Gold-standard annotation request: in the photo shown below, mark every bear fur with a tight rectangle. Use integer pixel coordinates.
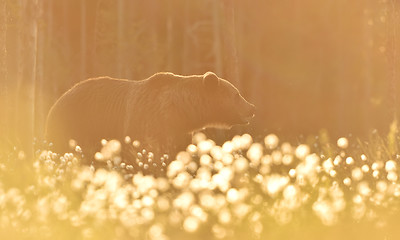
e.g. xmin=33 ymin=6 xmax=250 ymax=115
xmin=45 ymin=72 xmax=255 ymax=167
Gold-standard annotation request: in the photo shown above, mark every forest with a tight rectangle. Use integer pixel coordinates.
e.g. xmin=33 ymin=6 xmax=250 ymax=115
xmin=1 ymin=0 xmax=400 ymax=240
xmin=1 ymin=0 xmax=400 ymax=151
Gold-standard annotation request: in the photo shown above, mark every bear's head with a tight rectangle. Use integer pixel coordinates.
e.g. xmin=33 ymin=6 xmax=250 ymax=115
xmin=202 ymin=72 xmax=255 ymax=129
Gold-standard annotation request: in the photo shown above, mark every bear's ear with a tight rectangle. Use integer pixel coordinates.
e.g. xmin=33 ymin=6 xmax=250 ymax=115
xmin=203 ymin=72 xmax=220 ymax=89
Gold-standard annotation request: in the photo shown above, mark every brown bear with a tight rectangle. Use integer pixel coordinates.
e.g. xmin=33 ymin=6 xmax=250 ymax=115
xmin=45 ymin=72 xmax=255 ymax=170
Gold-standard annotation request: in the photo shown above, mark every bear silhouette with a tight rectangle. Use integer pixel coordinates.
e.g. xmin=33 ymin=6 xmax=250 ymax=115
xmin=45 ymin=72 xmax=255 ymax=171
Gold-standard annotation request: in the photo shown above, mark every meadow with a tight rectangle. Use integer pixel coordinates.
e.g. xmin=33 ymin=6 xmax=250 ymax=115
xmin=1 ymin=129 xmax=400 ymax=240
xmin=2 ymin=1 xmax=400 ymax=239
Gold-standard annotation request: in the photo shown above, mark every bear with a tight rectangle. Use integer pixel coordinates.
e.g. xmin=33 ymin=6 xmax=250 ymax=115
xmin=45 ymin=72 xmax=255 ymax=172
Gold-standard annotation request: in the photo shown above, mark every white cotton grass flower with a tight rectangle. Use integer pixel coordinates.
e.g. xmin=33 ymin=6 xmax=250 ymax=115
xmin=272 ymin=151 xmax=283 ymax=165
xmin=312 ymin=199 xmax=338 ymax=226
xmin=187 ymin=144 xmax=198 ymax=154
xmin=376 ymin=181 xmax=388 ymax=193
xmin=385 ymin=160 xmax=397 ymax=172
xmin=69 ymin=139 xmax=77 ymax=149
xmin=199 ymin=191 xmax=216 ymax=210
xmin=94 ymin=152 xmax=104 ymax=161
xmin=282 ymin=184 xmax=301 ymax=210
xmin=173 ymin=192 xmax=195 ymax=211
xmin=124 ymin=136 xmax=131 ymax=144
xmin=200 ymin=154 xmax=212 ymax=167
xmin=155 ymin=178 xmax=170 ymax=192
xmin=74 ymin=145 xmax=82 ymax=153
xmin=282 ymin=154 xmax=294 ymax=165
xmin=372 ymin=161 xmax=384 ymax=170
xmin=192 ymin=132 xmax=207 ymax=145
xmin=295 ymin=154 xmax=320 ymax=186
xmin=357 ymin=182 xmax=371 ymax=196
xmin=333 ymin=156 xmax=342 ymax=166
xmin=222 ymin=141 xmax=234 ymax=153
xmin=361 ymin=164 xmax=370 ymax=173
xmin=212 ymin=173 xmax=230 ymax=192
xmin=218 ymin=208 xmax=232 ymax=224
xmin=198 ymin=139 xmax=215 ymax=154
xmin=352 ymin=168 xmax=363 ymax=181
xmin=148 ymin=224 xmax=166 ymax=240
xmin=373 ymin=170 xmax=380 ymax=179
xmin=183 ymin=216 xmax=200 ymax=232
xmin=167 ymin=160 xmax=185 ymax=178
xmin=222 ymin=153 xmax=234 ymax=165
xmin=232 ymin=203 xmax=251 ymax=219
xmin=233 ymin=157 xmax=249 ymax=173
xmin=281 ymin=142 xmax=293 ymax=154
xmin=343 ymin=177 xmax=352 ymax=186
xmin=210 ymin=146 xmax=224 ymax=161
xmin=132 ymin=173 xmax=156 ymax=195
xmin=172 ymin=172 xmax=192 ymax=189
xmin=141 ymin=207 xmax=155 ymax=222
xmin=190 ymin=205 xmax=208 ymax=223
xmin=337 ymin=137 xmax=349 ymax=149
xmin=157 ymin=196 xmax=171 ymax=211
xmin=322 ymin=158 xmax=334 ymax=173
xmin=176 ymin=151 xmax=192 ymax=165
xmin=239 ymin=134 xmax=253 ymax=150
xmin=247 ymin=143 xmax=263 ymax=166
xmin=262 ymin=174 xmax=290 ymax=197
xmin=312 ymin=185 xmax=345 ymax=227
xmin=346 ymin=157 xmax=354 ymax=165
xmin=361 ymin=154 xmax=367 ymax=161
xmin=288 ymin=169 xmax=296 ymax=178
xmin=226 ymin=188 xmax=240 ymax=204
xmin=295 ymin=144 xmax=310 ymax=159
xmin=264 ymin=134 xmax=279 ymax=149
xmin=168 ymin=209 xmax=183 ymax=227
xmin=132 ymin=140 xmax=141 ymax=148
xmin=392 ymin=184 xmax=400 ymax=197
xmin=387 ymin=171 xmax=398 ymax=182
xmin=94 ymin=139 xmax=122 ymax=161
xmin=214 ymin=161 xmax=224 ymax=171
xmin=142 ymin=195 xmax=155 ymax=207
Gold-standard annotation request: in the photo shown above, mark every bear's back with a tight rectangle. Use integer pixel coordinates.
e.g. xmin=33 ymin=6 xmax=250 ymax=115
xmin=45 ymin=77 xmax=136 ymax=152
xmin=45 ymin=74 xmax=183 ymax=156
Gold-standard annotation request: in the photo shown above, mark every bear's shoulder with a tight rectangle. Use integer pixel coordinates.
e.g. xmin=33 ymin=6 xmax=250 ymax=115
xmin=145 ymin=72 xmax=186 ymax=86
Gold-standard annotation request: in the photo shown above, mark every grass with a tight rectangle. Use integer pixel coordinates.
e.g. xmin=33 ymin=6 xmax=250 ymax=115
xmin=1 ymin=129 xmax=400 ymax=240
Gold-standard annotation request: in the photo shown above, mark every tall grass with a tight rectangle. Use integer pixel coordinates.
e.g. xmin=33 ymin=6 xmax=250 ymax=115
xmin=1 ymin=131 xmax=400 ymax=240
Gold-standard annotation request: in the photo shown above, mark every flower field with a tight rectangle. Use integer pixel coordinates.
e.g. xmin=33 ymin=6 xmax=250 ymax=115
xmin=1 ymin=132 xmax=400 ymax=240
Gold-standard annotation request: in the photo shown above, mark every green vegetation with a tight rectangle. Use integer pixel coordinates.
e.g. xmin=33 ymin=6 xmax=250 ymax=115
xmin=1 ymin=131 xmax=400 ymax=240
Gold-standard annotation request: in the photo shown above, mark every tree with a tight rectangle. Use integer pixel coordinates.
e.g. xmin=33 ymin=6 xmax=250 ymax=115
xmin=0 ymin=0 xmax=7 ymax=149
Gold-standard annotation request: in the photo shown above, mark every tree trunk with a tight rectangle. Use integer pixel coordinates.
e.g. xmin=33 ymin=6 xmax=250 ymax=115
xmin=212 ymin=0 xmax=222 ymax=75
xmin=116 ymin=0 xmax=124 ymax=78
xmin=81 ymin=0 xmax=87 ymax=80
xmin=221 ymin=0 xmax=240 ymax=88
xmin=361 ymin=1 xmax=373 ymax=133
xmin=14 ymin=0 xmax=39 ymax=155
xmin=388 ymin=0 xmax=399 ymax=121
xmin=34 ymin=0 xmax=44 ymax=141
xmin=28 ymin=0 xmax=39 ymax=154
xmin=0 ymin=0 xmax=7 ymax=147
xmin=0 ymin=0 xmax=6 ymax=82
xmin=15 ymin=0 xmax=24 ymax=146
